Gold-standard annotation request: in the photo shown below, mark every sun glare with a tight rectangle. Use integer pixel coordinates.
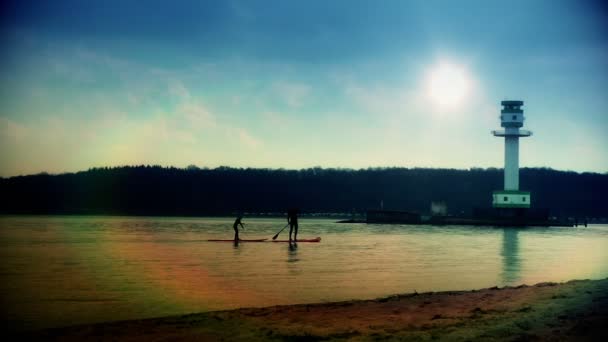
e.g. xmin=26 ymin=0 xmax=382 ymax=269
xmin=425 ymin=61 xmax=472 ymax=110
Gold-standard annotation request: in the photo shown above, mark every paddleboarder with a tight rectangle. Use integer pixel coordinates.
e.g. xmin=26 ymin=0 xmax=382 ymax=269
xmin=287 ymin=208 xmax=299 ymax=243
xmin=233 ymin=216 xmax=244 ymax=242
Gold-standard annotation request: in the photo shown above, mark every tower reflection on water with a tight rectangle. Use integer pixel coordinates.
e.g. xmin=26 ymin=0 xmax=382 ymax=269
xmin=501 ymin=228 xmax=521 ymax=284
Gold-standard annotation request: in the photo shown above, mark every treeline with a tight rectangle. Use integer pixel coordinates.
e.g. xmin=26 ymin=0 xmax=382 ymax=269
xmin=0 ymin=166 xmax=606 ymax=218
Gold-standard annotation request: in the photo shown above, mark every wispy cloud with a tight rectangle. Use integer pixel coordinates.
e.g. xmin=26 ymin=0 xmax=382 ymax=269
xmin=262 ymin=111 xmax=293 ymax=129
xmin=168 ymin=79 xmax=191 ymax=100
xmin=0 ymin=117 xmax=28 ymax=142
xmin=273 ymin=81 xmax=311 ymax=108
xmin=178 ymin=101 xmax=216 ymax=130
xmin=228 ymin=127 xmax=263 ymax=149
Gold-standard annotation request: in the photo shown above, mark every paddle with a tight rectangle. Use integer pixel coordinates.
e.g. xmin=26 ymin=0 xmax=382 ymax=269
xmin=272 ymin=223 xmax=289 ymax=240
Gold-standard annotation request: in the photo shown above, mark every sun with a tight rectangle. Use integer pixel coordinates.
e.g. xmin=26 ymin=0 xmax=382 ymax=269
xmin=425 ymin=61 xmax=472 ymax=110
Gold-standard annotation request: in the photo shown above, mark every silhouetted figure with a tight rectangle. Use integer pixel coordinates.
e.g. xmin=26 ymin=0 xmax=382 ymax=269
xmin=233 ymin=216 xmax=244 ymax=242
xmin=287 ymin=208 xmax=299 ymax=244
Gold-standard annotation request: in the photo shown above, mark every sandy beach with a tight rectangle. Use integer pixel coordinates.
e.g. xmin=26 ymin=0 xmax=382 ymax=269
xmin=29 ymin=277 xmax=607 ymax=341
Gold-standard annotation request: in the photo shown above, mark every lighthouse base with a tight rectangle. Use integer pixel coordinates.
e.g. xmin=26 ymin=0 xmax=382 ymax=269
xmin=471 ymin=207 xmax=554 ymax=226
xmin=493 ymin=190 xmax=530 ymax=208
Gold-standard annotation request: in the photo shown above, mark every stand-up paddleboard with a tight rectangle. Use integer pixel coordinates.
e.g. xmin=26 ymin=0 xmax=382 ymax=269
xmin=207 ymin=238 xmax=268 ymax=242
xmin=271 ymin=237 xmax=321 ymax=243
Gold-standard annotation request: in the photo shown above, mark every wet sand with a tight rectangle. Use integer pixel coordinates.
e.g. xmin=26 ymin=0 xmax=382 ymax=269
xmin=29 ymin=278 xmax=608 ymax=341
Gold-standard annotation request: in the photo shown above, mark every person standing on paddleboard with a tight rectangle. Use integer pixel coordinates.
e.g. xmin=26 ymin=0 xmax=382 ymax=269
xmin=233 ymin=216 xmax=244 ymax=241
xmin=287 ymin=208 xmax=299 ymax=243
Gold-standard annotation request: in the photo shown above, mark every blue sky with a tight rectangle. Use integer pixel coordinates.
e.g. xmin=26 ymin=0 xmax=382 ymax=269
xmin=1 ymin=0 xmax=607 ymax=177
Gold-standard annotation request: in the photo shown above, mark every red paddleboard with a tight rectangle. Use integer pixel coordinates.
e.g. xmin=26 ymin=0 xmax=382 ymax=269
xmin=207 ymin=238 xmax=268 ymax=242
xmin=271 ymin=237 xmax=321 ymax=243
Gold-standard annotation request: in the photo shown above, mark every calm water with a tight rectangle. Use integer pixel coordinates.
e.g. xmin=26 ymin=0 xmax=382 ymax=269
xmin=1 ymin=215 xmax=607 ymax=331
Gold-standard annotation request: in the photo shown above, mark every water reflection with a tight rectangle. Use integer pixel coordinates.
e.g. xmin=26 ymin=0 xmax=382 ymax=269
xmin=287 ymin=244 xmax=299 ymax=263
xmin=287 ymin=244 xmax=301 ymax=275
xmin=501 ymin=228 xmax=521 ymax=284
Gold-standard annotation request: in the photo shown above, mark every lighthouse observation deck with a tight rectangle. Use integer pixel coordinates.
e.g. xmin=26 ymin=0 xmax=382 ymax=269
xmin=492 ymin=129 xmax=532 ymax=137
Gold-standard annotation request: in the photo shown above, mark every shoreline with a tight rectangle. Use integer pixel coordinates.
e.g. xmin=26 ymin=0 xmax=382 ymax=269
xmin=30 ymin=278 xmax=608 ymax=341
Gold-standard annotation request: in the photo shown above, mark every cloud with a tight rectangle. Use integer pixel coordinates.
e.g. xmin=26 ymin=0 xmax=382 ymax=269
xmin=524 ymin=45 xmax=608 ymax=69
xmin=178 ymin=101 xmax=216 ymax=130
xmin=0 ymin=115 xmax=103 ymax=176
xmin=0 ymin=117 xmax=29 ymax=142
xmin=262 ymin=111 xmax=293 ymax=129
xmin=273 ymin=81 xmax=311 ymax=108
xmin=50 ymin=59 xmax=94 ymax=84
xmin=225 ymin=127 xmax=262 ymax=150
xmin=166 ymin=80 xmax=262 ymax=151
xmin=168 ymin=79 xmax=191 ymax=99
xmin=344 ymin=82 xmax=423 ymax=118
xmin=127 ymin=92 xmax=141 ymax=105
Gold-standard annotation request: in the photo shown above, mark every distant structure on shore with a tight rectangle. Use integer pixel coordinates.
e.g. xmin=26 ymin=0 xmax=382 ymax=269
xmin=491 ymin=100 xmax=532 ymax=210
xmin=360 ymin=99 xmax=577 ymax=227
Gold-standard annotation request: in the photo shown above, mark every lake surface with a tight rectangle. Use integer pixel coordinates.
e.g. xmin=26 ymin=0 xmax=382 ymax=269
xmin=1 ymin=216 xmax=607 ymax=331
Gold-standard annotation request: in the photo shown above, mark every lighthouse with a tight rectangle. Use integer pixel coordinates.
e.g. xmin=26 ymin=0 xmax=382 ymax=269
xmin=492 ymin=100 xmax=532 ymax=208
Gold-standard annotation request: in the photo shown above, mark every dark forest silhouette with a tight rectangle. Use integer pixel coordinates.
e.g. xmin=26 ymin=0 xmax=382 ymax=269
xmin=1 ymin=166 xmax=606 ymax=219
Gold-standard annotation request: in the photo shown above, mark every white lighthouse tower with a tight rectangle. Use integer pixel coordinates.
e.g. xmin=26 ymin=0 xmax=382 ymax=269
xmin=492 ymin=100 xmax=532 ymax=208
